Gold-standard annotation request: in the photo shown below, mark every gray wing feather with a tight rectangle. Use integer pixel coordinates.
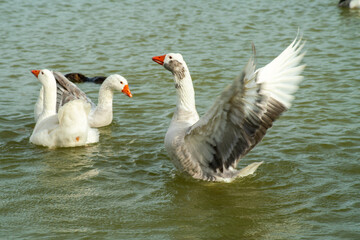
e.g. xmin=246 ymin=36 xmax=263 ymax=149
xmin=185 ymin=57 xmax=279 ymax=174
xmin=184 ymin=37 xmax=304 ymax=177
xmin=52 ymin=71 xmax=94 ymax=112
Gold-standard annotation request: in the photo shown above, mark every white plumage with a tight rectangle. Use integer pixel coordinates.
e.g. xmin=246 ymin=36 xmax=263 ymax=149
xmin=152 ymin=35 xmax=306 ymax=182
xmin=34 ymin=71 xmax=132 ymax=128
xmin=30 ymin=69 xmax=99 ymax=148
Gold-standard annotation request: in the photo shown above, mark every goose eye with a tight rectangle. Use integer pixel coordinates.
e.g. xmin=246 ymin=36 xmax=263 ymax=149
xmin=120 ymin=81 xmax=123 ymax=84
xmin=169 ymin=56 xmax=172 ymax=59
xmin=41 ymin=71 xmax=44 ymax=75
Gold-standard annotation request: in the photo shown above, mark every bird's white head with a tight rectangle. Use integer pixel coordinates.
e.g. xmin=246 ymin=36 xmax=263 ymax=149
xmin=31 ymin=69 xmax=55 ymax=86
xmin=104 ymin=74 xmax=132 ymax=98
xmin=152 ymin=53 xmax=188 ymax=80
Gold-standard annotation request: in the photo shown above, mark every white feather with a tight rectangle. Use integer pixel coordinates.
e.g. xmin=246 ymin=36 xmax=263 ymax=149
xmin=257 ymin=37 xmax=306 ymax=108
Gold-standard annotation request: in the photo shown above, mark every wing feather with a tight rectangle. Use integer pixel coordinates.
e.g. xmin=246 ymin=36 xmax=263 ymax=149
xmin=184 ymin=36 xmax=305 ymax=178
xmin=52 ymin=71 xmax=94 ymax=112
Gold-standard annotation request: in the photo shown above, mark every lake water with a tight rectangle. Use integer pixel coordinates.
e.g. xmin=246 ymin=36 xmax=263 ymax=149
xmin=0 ymin=0 xmax=359 ymax=239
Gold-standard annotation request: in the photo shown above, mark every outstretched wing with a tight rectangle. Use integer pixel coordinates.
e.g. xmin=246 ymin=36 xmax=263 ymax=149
xmin=52 ymin=71 xmax=94 ymax=112
xmin=184 ymin=36 xmax=305 ymax=176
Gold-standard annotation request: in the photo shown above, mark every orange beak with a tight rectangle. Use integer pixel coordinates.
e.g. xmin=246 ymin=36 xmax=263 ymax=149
xmin=31 ymin=70 xmax=40 ymax=78
xmin=152 ymin=54 xmax=166 ymax=65
xmin=122 ymin=84 xmax=133 ymax=98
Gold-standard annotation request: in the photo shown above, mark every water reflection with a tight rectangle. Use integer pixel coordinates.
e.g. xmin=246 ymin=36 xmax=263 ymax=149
xmin=37 ymin=145 xmax=100 ymax=190
xmin=158 ymin=172 xmax=306 ymax=239
xmin=338 ymin=6 xmax=360 ymax=18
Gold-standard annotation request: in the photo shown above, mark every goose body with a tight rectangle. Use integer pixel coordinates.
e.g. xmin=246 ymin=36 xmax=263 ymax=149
xmin=30 ymin=69 xmax=99 ymax=148
xmin=34 ymin=72 xmax=132 ymax=128
xmin=338 ymin=0 xmax=360 ymax=8
xmin=152 ymin=36 xmax=306 ymax=182
xmin=65 ymin=73 xmax=106 ymax=84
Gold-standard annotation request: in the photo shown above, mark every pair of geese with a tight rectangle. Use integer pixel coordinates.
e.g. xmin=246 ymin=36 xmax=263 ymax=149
xmin=31 ymin=36 xmax=305 ymax=182
xmin=30 ymin=70 xmax=132 ymax=148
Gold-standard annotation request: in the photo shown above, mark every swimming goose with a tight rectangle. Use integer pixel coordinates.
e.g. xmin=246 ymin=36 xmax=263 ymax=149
xmin=34 ymin=72 xmax=132 ymax=128
xmin=338 ymin=0 xmax=360 ymax=8
xmin=30 ymin=69 xmax=99 ymax=148
xmin=65 ymin=73 xmax=106 ymax=84
xmin=152 ymin=36 xmax=305 ymax=182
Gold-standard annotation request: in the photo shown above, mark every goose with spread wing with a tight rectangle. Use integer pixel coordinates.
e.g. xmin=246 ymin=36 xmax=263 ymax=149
xmin=152 ymin=36 xmax=305 ymax=182
xmin=34 ymin=72 xmax=132 ymax=128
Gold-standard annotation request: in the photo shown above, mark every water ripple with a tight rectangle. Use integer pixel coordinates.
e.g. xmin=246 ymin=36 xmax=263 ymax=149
xmin=1 ymin=0 xmax=360 ymax=239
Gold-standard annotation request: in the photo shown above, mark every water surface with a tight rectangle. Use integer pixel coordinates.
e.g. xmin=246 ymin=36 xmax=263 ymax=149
xmin=0 ymin=0 xmax=359 ymax=239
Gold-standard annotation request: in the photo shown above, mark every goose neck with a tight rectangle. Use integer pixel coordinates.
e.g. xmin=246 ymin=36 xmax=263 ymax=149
xmin=97 ymin=84 xmax=114 ymax=108
xmin=42 ymin=78 xmax=57 ymax=115
xmin=174 ymin=72 xmax=196 ymax=113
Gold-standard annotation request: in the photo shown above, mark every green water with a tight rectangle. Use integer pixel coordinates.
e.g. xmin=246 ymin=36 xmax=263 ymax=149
xmin=1 ymin=0 xmax=359 ymax=239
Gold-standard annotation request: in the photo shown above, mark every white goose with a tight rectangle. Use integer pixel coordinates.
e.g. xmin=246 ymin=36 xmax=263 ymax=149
xmin=30 ymin=69 xmax=99 ymax=148
xmin=152 ymin=36 xmax=306 ymax=182
xmin=338 ymin=0 xmax=360 ymax=8
xmin=34 ymin=72 xmax=133 ymax=128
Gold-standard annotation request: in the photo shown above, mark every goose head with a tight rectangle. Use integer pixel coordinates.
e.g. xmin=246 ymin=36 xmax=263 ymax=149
xmin=31 ymin=69 xmax=55 ymax=86
xmin=104 ymin=74 xmax=132 ymax=98
xmin=152 ymin=53 xmax=188 ymax=81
